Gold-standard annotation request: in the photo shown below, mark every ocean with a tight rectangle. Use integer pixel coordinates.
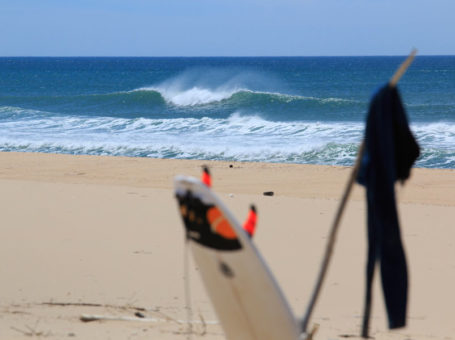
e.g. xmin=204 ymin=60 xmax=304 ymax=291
xmin=1 ymin=56 xmax=454 ymax=168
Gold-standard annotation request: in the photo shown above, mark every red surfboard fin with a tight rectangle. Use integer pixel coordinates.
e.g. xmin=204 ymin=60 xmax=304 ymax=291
xmin=201 ymin=166 xmax=212 ymax=187
xmin=243 ymin=204 xmax=257 ymax=238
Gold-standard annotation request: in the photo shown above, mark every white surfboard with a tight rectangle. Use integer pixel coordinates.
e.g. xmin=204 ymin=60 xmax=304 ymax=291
xmin=174 ymin=175 xmax=300 ymax=340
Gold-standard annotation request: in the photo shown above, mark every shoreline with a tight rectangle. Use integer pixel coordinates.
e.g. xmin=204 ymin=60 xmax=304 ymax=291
xmin=1 ymin=151 xmax=454 ymax=339
xmin=1 ymin=151 xmax=454 ymax=205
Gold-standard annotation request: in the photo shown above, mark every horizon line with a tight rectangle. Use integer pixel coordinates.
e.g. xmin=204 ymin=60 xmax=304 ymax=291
xmin=1 ymin=54 xmax=454 ymax=58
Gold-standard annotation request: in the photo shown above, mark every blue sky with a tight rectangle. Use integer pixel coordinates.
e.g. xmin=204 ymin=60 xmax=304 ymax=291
xmin=1 ymin=0 xmax=454 ymax=56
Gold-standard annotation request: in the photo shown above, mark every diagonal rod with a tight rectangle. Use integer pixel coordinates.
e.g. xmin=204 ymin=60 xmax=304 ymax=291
xmin=300 ymin=49 xmax=417 ymax=335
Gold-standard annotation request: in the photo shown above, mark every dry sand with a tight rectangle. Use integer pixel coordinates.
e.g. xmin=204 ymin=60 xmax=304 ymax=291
xmin=0 ymin=151 xmax=454 ymax=340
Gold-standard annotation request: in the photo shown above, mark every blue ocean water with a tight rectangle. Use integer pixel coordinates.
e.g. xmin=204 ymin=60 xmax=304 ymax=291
xmin=0 ymin=57 xmax=454 ymax=168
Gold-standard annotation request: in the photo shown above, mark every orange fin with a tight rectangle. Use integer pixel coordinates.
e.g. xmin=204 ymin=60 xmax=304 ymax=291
xmin=201 ymin=166 xmax=212 ymax=187
xmin=243 ymin=205 xmax=257 ymax=238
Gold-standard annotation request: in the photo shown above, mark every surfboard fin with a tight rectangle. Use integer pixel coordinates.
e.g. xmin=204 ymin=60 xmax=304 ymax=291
xmin=201 ymin=166 xmax=212 ymax=187
xmin=243 ymin=204 xmax=257 ymax=238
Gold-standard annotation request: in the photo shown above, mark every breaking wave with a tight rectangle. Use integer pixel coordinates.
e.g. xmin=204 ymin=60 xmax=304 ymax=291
xmin=131 ymin=86 xmax=356 ymax=107
xmin=1 ymin=88 xmax=361 ymax=122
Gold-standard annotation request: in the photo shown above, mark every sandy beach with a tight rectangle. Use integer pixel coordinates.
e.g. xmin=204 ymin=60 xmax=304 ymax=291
xmin=1 ymin=151 xmax=454 ymax=340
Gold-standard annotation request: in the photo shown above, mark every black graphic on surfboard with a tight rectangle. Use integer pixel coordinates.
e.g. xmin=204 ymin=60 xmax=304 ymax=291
xmin=176 ymin=191 xmax=242 ymax=251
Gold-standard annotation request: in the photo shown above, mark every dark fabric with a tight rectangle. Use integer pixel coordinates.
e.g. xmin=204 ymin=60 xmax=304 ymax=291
xmin=357 ymin=85 xmax=420 ymax=336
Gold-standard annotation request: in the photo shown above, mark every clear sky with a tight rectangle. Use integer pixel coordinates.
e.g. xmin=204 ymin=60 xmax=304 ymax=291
xmin=1 ymin=0 xmax=454 ymax=56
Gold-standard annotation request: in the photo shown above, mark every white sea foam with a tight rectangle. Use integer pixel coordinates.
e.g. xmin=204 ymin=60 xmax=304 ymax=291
xmin=411 ymin=122 xmax=455 ymax=149
xmin=0 ymin=110 xmax=363 ymax=164
xmin=1 ymin=107 xmax=454 ymax=167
